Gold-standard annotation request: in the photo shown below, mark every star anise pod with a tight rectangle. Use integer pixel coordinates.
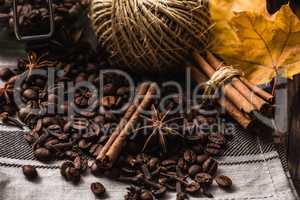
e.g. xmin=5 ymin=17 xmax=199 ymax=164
xmin=138 ymin=105 xmax=184 ymax=154
xmin=18 ymin=52 xmax=56 ymax=79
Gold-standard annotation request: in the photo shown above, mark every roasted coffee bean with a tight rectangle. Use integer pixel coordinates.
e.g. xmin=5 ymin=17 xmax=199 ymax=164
xmin=152 ymin=185 xmax=167 ymax=198
xmin=47 ymin=94 xmax=57 ymax=104
xmin=61 ymin=161 xmax=74 ymax=178
xmin=65 ymin=150 xmax=79 ymax=160
xmin=22 ymin=89 xmax=38 ymax=100
xmin=78 ymin=139 xmax=91 ymax=149
xmin=202 ymin=158 xmax=218 ymax=176
xmin=177 ymin=158 xmax=188 ymax=172
xmin=185 ymin=181 xmax=200 ymax=194
xmin=22 ymin=165 xmax=38 ymax=180
xmin=158 ymin=177 xmax=168 ymax=185
xmin=125 ymin=186 xmax=143 ymax=200
xmin=42 ymin=116 xmax=57 ymax=127
xmin=188 ymin=164 xmax=202 ymax=177
xmin=148 ymin=157 xmax=160 ymax=170
xmin=0 ymin=68 xmax=15 ymax=81
xmin=208 ymin=134 xmax=226 ymax=146
xmin=103 ymin=83 xmax=115 ymax=95
xmin=176 ymin=192 xmax=188 ymax=200
xmin=93 ymin=115 xmax=105 ymax=124
xmin=104 ymin=112 xmax=118 ymax=122
xmin=196 ymin=154 xmax=210 ymax=165
xmin=191 ymin=143 xmax=204 ymax=154
xmin=65 ymin=166 xmax=81 ymax=183
xmin=100 ymin=96 xmax=117 ymax=108
xmin=215 ymin=175 xmax=232 ymax=188
xmin=205 ymin=143 xmax=222 ymax=155
xmin=140 ymin=191 xmax=154 ymax=200
xmin=194 ymin=173 xmax=213 ymax=186
xmin=73 ymin=156 xmax=87 ymax=172
xmin=91 ymin=182 xmax=106 ymax=197
xmin=90 ymin=162 xmax=103 ymax=176
xmin=116 ymin=86 xmax=130 ymax=96
xmin=34 ymin=147 xmax=51 ymax=161
xmin=161 ymin=159 xmax=177 ymax=166
xmin=183 ymin=149 xmax=197 ymax=164
xmin=24 ymin=132 xmax=35 ymax=143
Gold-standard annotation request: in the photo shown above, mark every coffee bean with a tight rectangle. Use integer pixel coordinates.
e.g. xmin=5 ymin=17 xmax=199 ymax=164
xmin=93 ymin=115 xmax=105 ymax=124
xmin=148 ymin=157 xmax=160 ymax=170
xmin=208 ymin=134 xmax=226 ymax=146
xmin=42 ymin=116 xmax=57 ymax=127
xmin=22 ymin=89 xmax=38 ymax=100
xmin=188 ymin=164 xmax=202 ymax=177
xmin=34 ymin=148 xmax=51 ymax=161
xmin=161 ymin=159 xmax=177 ymax=167
xmin=22 ymin=165 xmax=38 ymax=180
xmin=47 ymin=94 xmax=57 ymax=104
xmin=140 ymin=191 xmax=154 ymax=200
xmin=78 ymin=139 xmax=91 ymax=149
xmin=61 ymin=161 xmax=74 ymax=179
xmin=176 ymin=192 xmax=188 ymax=200
xmin=116 ymin=86 xmax=130 ymax=96
xmin=205 ymin=143 xmax=222 ymax=155
xmin=185 ymin=181 xmax=200 ymax=194
xmin=191 ymin=143 xmax=204 ymax=154
xmin=91 ymin=182 xmax=106 ymax=197
xmin=103 ymin=83 xmax=115 ymax=95
xmin=215 ymin=175 xmax=232 ymax=188
xmin=196 ymin=154 xmax=210 ymax=165
xmin=177 ymin=158 xmax=188 ymax=172
xmin=90 ymin=162 xmax=102 ymax=176
xmin=194 ymin=173 xmax=212 ymax=186
xmin=183 ymin=149 xmax=197 ymax=164
xmin=66 ymin=167 xmax=81 ymax=183
xmin=202 ymin=158 xmax=218 ymax=176
xmin=100 ymin=96 xmax=117 ymax=108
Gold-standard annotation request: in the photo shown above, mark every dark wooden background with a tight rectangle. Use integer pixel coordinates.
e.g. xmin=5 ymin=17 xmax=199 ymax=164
xmin=287 ymin=75 xmax=300 ymax=194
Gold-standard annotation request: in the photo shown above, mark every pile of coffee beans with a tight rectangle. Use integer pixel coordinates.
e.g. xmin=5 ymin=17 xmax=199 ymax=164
xmin=0 ymin=0 xmax=89 ymax=35
xmin=0 ymin=12 xmax=234 ymax=197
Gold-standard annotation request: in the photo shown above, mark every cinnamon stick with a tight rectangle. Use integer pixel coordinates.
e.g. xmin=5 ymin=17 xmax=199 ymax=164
xmin=240 ymin=77 xmax=274 ymax=103
xmin=205 ymin=51 xmax=271 ymax=111
xmin=96 ymin=82 xmax=150 ymax=162
xmin=192 ymin=51 xmax=256 ymax=114
xmin=190 ymin=65 xmax=253 ymax=129
xmin=96 ymin=82 xmax=158 ymax=168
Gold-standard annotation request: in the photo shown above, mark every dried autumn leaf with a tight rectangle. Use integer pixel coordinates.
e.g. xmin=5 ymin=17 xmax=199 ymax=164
xmin=211 ymin=3 xmax=300 ymax=84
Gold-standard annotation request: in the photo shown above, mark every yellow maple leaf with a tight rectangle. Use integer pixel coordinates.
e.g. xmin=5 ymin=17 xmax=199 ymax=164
xmin=210 ymin=2 xmax=300 ymax=84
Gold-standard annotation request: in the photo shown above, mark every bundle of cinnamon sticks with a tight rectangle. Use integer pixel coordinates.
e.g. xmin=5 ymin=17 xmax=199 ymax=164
xmin=191 ymin=51 xmax=274 ymax=129
xmin=96 ymin=82 xmax=158 ymax=168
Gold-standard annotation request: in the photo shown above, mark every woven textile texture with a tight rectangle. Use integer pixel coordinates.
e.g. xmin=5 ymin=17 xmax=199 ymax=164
xmin=0 ymin=124 xmax=299 ymax=200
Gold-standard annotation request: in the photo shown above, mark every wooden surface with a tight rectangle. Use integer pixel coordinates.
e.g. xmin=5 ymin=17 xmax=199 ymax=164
xmin=287 ymin=74 xmax=300 ymax=194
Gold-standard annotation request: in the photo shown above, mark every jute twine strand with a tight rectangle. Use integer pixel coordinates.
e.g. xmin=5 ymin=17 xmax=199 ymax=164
xmin=201 ymin=66 xmax=244 ymax=105
xmin=91 ymin=0 xmax=211 ymax=73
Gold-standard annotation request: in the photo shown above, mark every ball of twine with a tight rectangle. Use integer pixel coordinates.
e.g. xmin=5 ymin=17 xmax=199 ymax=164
xmin=91 ymin=0 xmax=211 ymax=74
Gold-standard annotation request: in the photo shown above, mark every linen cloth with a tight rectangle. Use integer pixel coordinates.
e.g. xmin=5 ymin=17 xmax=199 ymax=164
xmin=0 ymin=124 xmax=298 ymax=200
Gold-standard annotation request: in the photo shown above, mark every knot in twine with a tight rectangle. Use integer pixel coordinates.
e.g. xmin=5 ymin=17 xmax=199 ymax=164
xmin=202 ymin=66 xmax=243 ymax=104
xmin=90 ymin=0 xmax=211 ymax=74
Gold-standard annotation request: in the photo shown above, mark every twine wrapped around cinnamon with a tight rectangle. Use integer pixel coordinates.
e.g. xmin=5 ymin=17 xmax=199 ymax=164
xmin=191 ymin=51 xmax=274 ymax=129
xmin=203 ymin=66 xmax=243 ymax=97
xmin=90 ymin=0 xmax=211 ymax=74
